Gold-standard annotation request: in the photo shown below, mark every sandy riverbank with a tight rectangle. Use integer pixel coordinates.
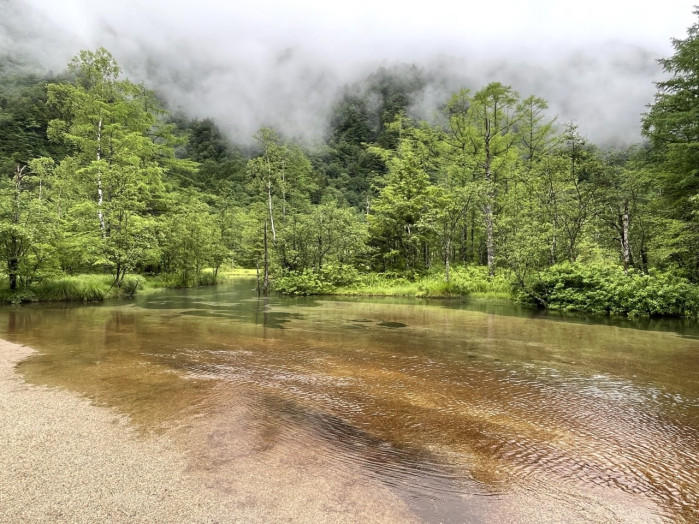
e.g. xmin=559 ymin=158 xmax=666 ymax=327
xmin=0 ymin=339 xmax=415 ymax=523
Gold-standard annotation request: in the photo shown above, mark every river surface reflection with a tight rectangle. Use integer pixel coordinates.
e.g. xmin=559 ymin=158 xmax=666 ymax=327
xmin=2 ymin=279 xmax=698 ymax=523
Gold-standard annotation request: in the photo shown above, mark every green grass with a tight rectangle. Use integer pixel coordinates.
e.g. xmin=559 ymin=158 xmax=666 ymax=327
xmin=0 ymin=274 xmax=115 ymax=303
xmin=323 ymin=266 xmax=514 ymax=298
xmin=0 ymin=265 xmax=260 ymax=304
xmin=220 ymin=267 xmax=257 ymax=277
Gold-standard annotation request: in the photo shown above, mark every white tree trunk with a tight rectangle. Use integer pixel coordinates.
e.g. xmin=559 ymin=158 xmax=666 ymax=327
xmin=267 ymin=180 xmax=276 ymax=242
xmin=96 ymin=117 xmax=105 ymax=235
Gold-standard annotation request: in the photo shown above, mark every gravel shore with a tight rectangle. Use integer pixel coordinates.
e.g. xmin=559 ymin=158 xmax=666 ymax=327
xmin=0 ymin=339 xmax=414 ymax=523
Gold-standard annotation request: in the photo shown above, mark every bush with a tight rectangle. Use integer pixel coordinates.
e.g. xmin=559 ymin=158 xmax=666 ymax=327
xmin=197 ymin=270 xmax=218 ymax=286
xmin=274 ymin=264 xmax=515 ymax=298
xmin=274 ymin=264 xmax=359 ymax=295
xmin=443 ymin=266 xmax=513 ymax=296
xmin=274 ymin=269 xmax=333 ymax=295
xmin=119 ymin=275 xmax=143 ymax=298
xmin=524 ymin=262 xmax=699 ymax=317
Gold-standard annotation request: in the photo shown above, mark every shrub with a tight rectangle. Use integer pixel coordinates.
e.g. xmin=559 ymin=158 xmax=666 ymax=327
xmin=119 ymin=275 xmax=143 ymax=298
xmin=523 ymin=262 xmax=699 ymax=317
xmin=274 ymin=269 xmax=333 ymax=295
xmin=274 ymin=264 xmax=360 ymax=295
xmin=197 ymin=270 xmax=218 ymax=286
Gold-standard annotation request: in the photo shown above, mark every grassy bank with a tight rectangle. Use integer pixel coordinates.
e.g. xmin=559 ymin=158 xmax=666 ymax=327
xmin=0 ymin=275 xmax=134 ymax=304
xmin=273 ymin=263 xmax=699 ymax=318
xmin=0 ymin=267 xmax=256 ymax=304
xmin=333 ymin=269 xmax=512 ymax=299
xmin=274 ymin=266 xmax=512 ymax=299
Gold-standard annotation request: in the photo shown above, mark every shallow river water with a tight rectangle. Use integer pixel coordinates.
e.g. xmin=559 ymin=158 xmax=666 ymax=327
xmin=2 ymin=279 xmax=698 ymax=523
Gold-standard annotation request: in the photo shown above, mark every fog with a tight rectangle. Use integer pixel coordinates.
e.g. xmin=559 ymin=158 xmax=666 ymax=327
xmin=2 ymin=0 xmax=695 ymax=146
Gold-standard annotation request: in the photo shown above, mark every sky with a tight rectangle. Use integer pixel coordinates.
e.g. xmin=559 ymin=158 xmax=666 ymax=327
xmin=2 ymin=0 xmax=697 ymax=145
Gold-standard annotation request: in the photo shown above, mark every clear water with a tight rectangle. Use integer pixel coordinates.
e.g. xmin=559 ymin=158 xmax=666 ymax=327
xmin=2 ymin=279 xmax=698 ymax=523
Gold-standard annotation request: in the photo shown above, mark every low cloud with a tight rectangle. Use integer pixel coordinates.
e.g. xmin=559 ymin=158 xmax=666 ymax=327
xmin=2 ymin=0 xmax=694 ymax=146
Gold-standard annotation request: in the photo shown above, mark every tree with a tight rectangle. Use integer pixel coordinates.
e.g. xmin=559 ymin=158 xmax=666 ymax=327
xmin=642 ymin=8 xmax=699 ymax=278
xmin=441 ymin=89 xmax=484 ymax=265
xmin=367 ymin=116 xmax=435 ymax=272
xmin=556 ymin=124 xmax=600 ymax=263
xmin=0 ymin=70 xmax=66 ymax=170
xmin=47 ymin=48 xmax=185 ymax=284
xmin=444 ymin=83 xmax=523 ymax=276
xmin=177 ymin=117 xmax=246 ymax=194
xmin=160 ymin=192 xmax=220 ymax=286
xmin=0 ymin=158 xmax=59 ymax=290
xmin=276 ymin=203 xmax=367 ymax=272
xmin=246 ymin=127 xmax=315 ymax=292
xmin=518 ymin=95 xmax=556 ymax=165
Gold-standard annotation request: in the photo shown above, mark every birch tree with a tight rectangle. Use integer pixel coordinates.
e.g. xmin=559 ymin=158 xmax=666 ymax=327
xmin=46 ymin=49 xmax=182 ymax=284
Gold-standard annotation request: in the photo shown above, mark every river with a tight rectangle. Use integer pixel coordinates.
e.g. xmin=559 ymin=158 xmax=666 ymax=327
xmin=2 ymin=278 xmax=697 ymax=523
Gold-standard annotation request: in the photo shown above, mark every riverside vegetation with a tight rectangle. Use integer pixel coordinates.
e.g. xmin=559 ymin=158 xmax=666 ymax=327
xmin=1 ymin=11 xmax=698 ymax=317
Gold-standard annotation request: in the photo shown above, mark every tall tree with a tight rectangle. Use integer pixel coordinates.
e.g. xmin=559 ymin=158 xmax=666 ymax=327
xmin=246 ymin=127 xmax=314 ymax=291
xmin=367 ymin=117 xmax=435 ymax=272
xmin=0 ymin=158 xmax=58 ymax=290
xmin=47 ymin=48 xmax=186 ymax=284
xmin=445 ymin=83 xmax=522 ymax=276
xmin=642 ymin=8 xmax=699 ymax=278
xmin=518 ymin=95 xmax=556 ymax=165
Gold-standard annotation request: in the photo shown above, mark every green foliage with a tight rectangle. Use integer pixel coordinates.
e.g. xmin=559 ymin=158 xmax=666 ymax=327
xmin=332 ymin=265 xmax=512 ymax=298
xmin=367 ymin=117 xmax=436 ymax=272
xmin=642 ymin=10 xmax=699 ymax=278
xmin=274 ymin=269 xmax=333 ymax=295
xmin=119 ymin=275 xmax=143 ymax=297
xmin=436 ymin=266 xmax=512 ymax=296
xmin=0 ymin=158 xmax=61 ymax=290
xmin=14 ymin=274 xmax=111 ymax=303
xmin=276 ymin=203 xmax=368 ymax=272
xmin=0 ymin=69 xmax=66 ymax=167
xmin=523 ymin=262 xmax=699 ymax=317
xmin=274 ymin=264 xmax=359 ymax=295
xmin=159 ymin=192 xmax=224 ymax=287
xmin=1 ymin=42 xmax=698 ymax=319
xmin=175 ymin=117 xmax=247 ymax=194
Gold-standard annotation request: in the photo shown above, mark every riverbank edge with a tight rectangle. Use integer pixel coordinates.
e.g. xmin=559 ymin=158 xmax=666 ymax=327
xmin=272 ymin=263 xmax=699 ymax=318
xmin=0 ymin=268 xmax=257 ymax=305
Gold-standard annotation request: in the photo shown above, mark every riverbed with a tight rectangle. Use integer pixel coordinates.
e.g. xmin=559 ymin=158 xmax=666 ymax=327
xmin=1 ymin=279 xmax=697 ymax=523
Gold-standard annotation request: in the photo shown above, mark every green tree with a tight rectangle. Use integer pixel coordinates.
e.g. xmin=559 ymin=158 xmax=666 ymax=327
xmin=518 ymin=95 xmax=556 ymax=165
xmin=47 ymin=48 xmax=187 ymax=283
xmin=367 ymin=117 xmax=435 ymax=272
xmin=642 ymin=8 xmax=699 ymax=278
xmin=160 ymin=192 xmax=223 ymax=286
xmin=0 ymin=158 xmax=59 ymax=290
xmin=246 ymin=128 xmax=315 ymax=291
xmin=444 ymin=84 xmax=523 ymax=275
xmin=555 ymin=124 xmax=600 ymax=263
xmin=277 ymin=202 xmax=367 ymax=272
xmin=594 ymin=150 xmax=655 ymax=273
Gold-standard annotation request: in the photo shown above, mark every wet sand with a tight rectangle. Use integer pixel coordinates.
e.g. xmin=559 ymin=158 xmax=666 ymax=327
xmin=0 ymin=339 xmax=415 ymax=523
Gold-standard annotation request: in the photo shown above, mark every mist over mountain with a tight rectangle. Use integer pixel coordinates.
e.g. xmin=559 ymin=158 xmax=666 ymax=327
xmin=1 ymin=0 xmax=694 ymax=146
